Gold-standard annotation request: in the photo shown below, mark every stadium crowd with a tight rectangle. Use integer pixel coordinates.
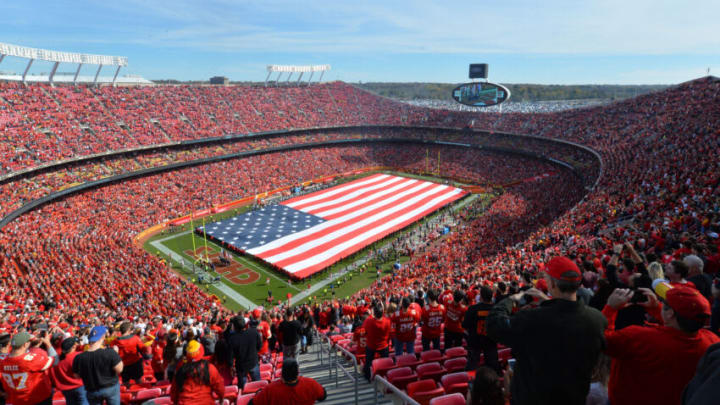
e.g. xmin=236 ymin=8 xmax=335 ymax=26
xmin=0 ymin=76 xmax=717 ymax=404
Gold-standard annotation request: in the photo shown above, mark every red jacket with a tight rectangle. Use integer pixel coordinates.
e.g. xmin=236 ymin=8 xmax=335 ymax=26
xmin=603 ymin=305 xmax=720 ymax=405
xmin=112 ymin=334 xmax=144 ymax=365
xmin=170 ymin=361 xmax=224 ymax=405
xmin=362 ymin=316 xmax=391 ymax=351
xmin=49 ymin=351 xmax=84 ymax=392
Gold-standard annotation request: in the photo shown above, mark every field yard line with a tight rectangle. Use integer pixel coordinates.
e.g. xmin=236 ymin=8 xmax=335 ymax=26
xmin=150 ymin=239 xmax=255 ymax=309
xmin=153 ymin=230 xmax=191 ymax=244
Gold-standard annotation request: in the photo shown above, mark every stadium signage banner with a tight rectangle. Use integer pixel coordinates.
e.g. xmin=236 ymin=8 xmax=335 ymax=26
xmin=451 ymin=82 xmax=510 ymax=107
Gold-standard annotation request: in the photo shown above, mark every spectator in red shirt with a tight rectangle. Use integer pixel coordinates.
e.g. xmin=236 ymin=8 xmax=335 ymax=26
xmin=361 ymin=303 xmax=391 ymax=381
xmin=50 ymin=337 xmax=86 ymax=405
xmin=0 ymin=331 xmax=55 ymax=405
xmin=111 ymin=321 xmax=145 ymax=388
xmin=603 ymin=285 xmax=720 ymax=405
xmin=390 ymin=297 xmax=420 ymax=356
xmin=420 ymin=289 xmax=445 ymax=351
xmin=443 ymin=290 xmax=468 ymax=349
xmin=251 ymin=358 xmax=326 ymax=405
xmin=170 ymin=340 xmax=224 ymax=405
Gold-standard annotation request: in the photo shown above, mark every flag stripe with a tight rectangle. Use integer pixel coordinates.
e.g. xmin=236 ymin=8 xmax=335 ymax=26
xmin=311 ymin=178 xmax=421 ymax=219
xmin=288 ymin=190 xmax=464 ymax=277
xmin=258 ymin=183 xmax=451 ymax=262
xmin=299 ymin=176 xmax=409 ymax=213
xmin=283 ymin=173 xmax=389 ymax=208
xmin=267 ymin=185 xmax=456 ymax=266
xmin=247 ymin=180 xmax=436 ymax=256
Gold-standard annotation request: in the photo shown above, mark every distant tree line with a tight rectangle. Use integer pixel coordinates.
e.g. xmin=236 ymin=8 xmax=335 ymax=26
xmin=354 ymin=82 xmax=669 ymax=102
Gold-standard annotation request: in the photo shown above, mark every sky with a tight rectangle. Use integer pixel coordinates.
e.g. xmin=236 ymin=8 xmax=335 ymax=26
xmin=0 ymin=0 xmax=718 ymax=84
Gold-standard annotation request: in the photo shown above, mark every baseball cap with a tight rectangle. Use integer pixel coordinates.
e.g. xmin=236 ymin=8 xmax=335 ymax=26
xmin=662 ymin=285 xmax=711 ymax=321
xmin=185 ymin=340 xmax=204 ymax=361
xmin=88 ymin=326 xmax=107 ymax=343
xmin=10 ymin=331 xmax=32 ymax=348
xmin=544 ymin=256 xmax=581 ymax=282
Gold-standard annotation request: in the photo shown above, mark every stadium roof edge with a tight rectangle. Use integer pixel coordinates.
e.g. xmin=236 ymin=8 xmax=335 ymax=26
xmin=0 ymin=41 xmax=129 ymax=86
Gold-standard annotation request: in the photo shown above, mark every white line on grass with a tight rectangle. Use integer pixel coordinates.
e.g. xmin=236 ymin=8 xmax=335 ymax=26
xmin=150 ymin=239 xmax=255 ymax=310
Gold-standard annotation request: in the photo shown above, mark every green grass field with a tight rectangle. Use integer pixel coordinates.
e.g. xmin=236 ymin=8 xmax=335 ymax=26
xmin=143 ymin=171 xmax=492 ymax=312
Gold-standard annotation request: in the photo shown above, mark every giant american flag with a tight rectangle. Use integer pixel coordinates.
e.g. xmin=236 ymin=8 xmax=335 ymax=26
xmin=201 ymin=174 xmax=467 ymax=279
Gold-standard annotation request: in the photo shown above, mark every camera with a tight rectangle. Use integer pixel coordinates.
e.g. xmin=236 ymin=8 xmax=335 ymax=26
xmin=630 ymin=289 xmax=648 ymax=304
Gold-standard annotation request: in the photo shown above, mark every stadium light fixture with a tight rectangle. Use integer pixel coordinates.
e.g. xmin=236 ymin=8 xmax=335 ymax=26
xmin=0 ymin=42 xmax=128 ymax=86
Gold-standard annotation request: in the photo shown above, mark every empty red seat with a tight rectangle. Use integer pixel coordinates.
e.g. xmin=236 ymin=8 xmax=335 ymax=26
xmin=236 ymin=394 xmax=255 ymax=405
xmin=443 ymin=346 xmax=467 ymax=360
xmin=420 ymin=350 xmax=443 ymax=363
xmin=498 ymin=348 xmax=512 ymax=361
xmin=242 ymin=380 xmax=268 ymax=394
xmin=52 ymin=400 xmax=66 ymax=405
xmin=153 ymin=397 xmax=172 ymax=405
xmin=386 ymin=366 xmax=418 ymax=391
xmin=407 ymin=379 xmax=446 ymax=405
xmin=133 ymin=388 xmax=162 ymax=403
xmin=371 ymin=357 xmax=396 ymax=379
xmin=416 ymin=362 xmax=447 ymax=383
xmin=260 ymin=371 xmax=272 ymax=381
xmin=396 ymin=353 xmax=421 ymax=369
xmin=429 ymin=392 xmax=466 ymax=405
xmin=224 ymin=385 xmax=240 ymax=402
xmin=443 ymin=357 xmax=467 ymax=373
xmin=440 ymin=372 xmax=470 ymax=396
xmin=259 ymin=363 xmax=273 ymax=373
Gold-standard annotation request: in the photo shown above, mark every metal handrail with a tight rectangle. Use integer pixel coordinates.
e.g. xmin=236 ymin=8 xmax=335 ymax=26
xmin=374 ymin=375 xmax=421 ymax=405
xmin=316 ymin=334 xmax=361 ymax=405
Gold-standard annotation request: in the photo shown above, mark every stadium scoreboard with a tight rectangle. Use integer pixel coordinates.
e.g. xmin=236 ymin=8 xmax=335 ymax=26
xmin=452 ymin=82 xmax=510 ymax=107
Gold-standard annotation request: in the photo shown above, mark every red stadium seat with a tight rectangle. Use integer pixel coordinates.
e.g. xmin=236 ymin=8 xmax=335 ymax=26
xmin=420 ymin=350 xmax=443 ymax=363
xmin=386 ymin=366 xmax=418 ymax=391
xmin=443 ymin=346 xmax=467 ymax=360
xmin=259 ymin=363 xmax=273 ymax=373
xmin=371 ymin=357 xmax=396 ymax=378
xmin=224 ymin=385 xmax=240 ymax=402
xmin=443 ymin=357 xmax=467 ymax=373
xmin=395 ymin=353 xmax=422 ymax=369
xmin=152 ymin=398 xmax=172 ymax=405
xmin=440 ymin=372 xmax=470 ymax=395
xmin=242 ymin=380 xmax=268 ymax=394
xmin=407 ymin=379 xmax=446 ymax=405
xmin=416 ymin=362 xmax=447 ymax=383
xmin=133 ymin=388 xmax=162 ymax=403
xmin=498 ymin=348 xmax=513 ymax=362
xmin=429 ymin=393 xmax=466 ymax=405
xmin=236 ymin=394 xmax=255 ymax=405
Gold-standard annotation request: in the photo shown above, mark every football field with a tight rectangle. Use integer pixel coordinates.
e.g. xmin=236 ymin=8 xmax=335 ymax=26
xmin=143 ymin=172 xmax=487 ymax=311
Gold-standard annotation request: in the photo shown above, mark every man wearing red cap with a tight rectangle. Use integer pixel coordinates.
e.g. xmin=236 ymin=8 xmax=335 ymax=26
xmin=487 ymin=256 xmax=607 ymax=405
xmin=603 ymin=285 xmax=720 ymax=405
